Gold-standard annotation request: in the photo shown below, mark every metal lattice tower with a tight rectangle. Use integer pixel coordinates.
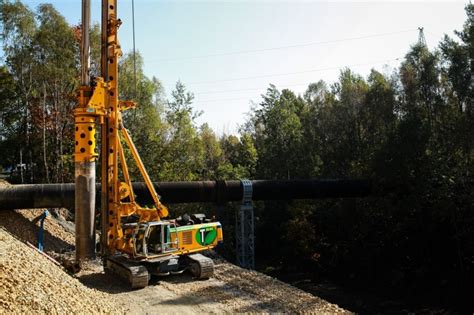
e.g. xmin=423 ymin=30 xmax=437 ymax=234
xmin=418 ymin=27 xmax=427 ymax=47
xmin=235 ymin=179 xmax=255 ymax=269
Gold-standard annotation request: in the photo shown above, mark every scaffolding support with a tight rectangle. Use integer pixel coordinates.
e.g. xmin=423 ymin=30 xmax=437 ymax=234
xmin=236 ymin=179 xmax=255 ymax=270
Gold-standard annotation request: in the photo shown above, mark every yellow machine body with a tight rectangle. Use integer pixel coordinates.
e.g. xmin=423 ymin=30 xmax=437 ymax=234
xmin=128 ymin=221 xmax=224 ymax=259
xmin=171 ymin=223 xmax=224 ymax=254
xmin=74 ymin=0 xmax=223 ymax=268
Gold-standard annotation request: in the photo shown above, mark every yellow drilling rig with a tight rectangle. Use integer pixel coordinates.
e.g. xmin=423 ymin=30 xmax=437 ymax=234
xmin=74 ymin=0 xmax=223 ymax=288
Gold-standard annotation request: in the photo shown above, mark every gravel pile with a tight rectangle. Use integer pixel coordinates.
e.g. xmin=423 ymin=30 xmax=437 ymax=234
xmin=0 ymin=227 xmax=124 ymax=314
xmin=160 ymin=257 xmax=348 ymax=313
xmin=215 ymin=260 xmax=347 ymax=313
xmin=0 ymin=209 xmax=75 ymax=253
xmin=0 ymin=179 xmax=349 ymax=313
xmin=0 ymin=181 xmax=74 ymax=253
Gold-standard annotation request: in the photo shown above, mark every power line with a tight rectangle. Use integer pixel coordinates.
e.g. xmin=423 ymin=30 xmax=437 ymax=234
xmin=195 ymin=97 xmax=254 ymax=103
xmin=197 ymin=86 xmax=289 ymax=96
xmin=195 ymin=83 xmax=310 ymax=96
xmin=189 ymin=58 xmax=402 ymax=102
xmin=182 ymin=57 xmax=401 ymax=86
xmin=149 ymin=29 xmax=416 ymax=63
xmin=425 ymin=30 xmax=447 ymax=41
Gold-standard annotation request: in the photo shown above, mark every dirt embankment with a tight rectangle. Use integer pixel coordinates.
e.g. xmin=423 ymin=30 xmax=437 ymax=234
xmin=0 ymin=227 xmax=125 ymax=313
xmin=0 ymin=180 xmax=349 ymax=314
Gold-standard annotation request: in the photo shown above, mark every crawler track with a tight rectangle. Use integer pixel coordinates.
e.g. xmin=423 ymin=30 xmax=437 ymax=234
xmin=105 ymin=255 xmax=150 ymax=289
xmin=187 ymin=253 xmax=214 ymax=279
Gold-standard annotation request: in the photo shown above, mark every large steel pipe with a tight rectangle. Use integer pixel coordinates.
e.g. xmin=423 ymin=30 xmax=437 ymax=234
xmin=76 ymin=0 xmax=95 ymax=260
xmin=0 ymin=179 xmax=370 ymax=210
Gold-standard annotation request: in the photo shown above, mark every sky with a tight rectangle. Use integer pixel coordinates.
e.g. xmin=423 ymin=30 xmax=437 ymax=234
xmin=6 ymin=0 xmax=469 ymax=134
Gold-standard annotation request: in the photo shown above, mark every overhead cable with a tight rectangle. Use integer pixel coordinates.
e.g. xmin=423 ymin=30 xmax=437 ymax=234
xmin=184 ymin=57 xmax=401 ymax=86
xmin=149 ymin=29 xmax=416 ymax=63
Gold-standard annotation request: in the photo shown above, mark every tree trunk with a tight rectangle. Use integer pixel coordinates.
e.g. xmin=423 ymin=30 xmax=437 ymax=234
xmin=42 ymin=82 xmax=50 ymax=183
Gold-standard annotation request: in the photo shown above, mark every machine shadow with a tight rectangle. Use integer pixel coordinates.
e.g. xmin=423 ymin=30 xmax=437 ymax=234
xmin=77 ymin=269 xmax=197 ymax=293
xmin=76 ymin=272 xmax=134 ymax=294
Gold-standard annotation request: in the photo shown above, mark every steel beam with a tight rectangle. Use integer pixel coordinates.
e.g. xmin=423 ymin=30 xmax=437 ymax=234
xmin=236 ymin=179 xmax=255 ymax=269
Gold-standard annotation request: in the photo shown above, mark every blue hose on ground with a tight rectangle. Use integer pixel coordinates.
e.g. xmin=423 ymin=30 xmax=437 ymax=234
xmin=37 ymin=210 xmax=49 ymax=252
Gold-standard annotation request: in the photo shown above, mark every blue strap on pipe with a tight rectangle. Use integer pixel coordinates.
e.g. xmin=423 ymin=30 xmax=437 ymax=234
xmin=37 ymin=210 xmax=49 ymax=252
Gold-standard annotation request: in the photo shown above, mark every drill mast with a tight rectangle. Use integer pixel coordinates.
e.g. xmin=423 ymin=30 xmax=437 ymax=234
xmin=75 ymin=0 xmax=169 ymax=261
xmin=75 ymin=3 xmax=221 ymax=285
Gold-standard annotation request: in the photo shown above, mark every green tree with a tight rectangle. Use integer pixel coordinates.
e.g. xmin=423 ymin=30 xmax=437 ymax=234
xmin=0 ymin=65 xmax=20 ymax=170
xmin=161 ymin=81 xmax=203 ymax=181
xmin=250 ymin=85 xmax=306 ymax=179
xmin=0 ymin=0 xmax=37 ymax=182
xmin=34 ymin=3 xmax=78 ymax=182
xmin=220 ymin=133 xmax=257 ymax=179
xmin=200 ymin=123 xmax=224 ymax=180
xmin=118 ymin=52 xmax=167 ymax=180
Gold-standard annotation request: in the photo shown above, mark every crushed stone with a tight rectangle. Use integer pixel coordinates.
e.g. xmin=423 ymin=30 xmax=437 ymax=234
xmin=0 ymin=227 xmax=125 ymax=314
xmin=0 ymin=179 xmax=349 ymax=313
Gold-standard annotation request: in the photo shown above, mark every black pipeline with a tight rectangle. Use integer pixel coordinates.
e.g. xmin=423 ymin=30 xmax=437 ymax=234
xmin=0 ymin=179 xmax=371 ymax=210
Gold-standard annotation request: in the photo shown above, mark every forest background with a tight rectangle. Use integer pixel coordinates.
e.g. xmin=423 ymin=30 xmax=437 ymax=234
xmin=0 ymin=1 xmax=472 ymax=311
